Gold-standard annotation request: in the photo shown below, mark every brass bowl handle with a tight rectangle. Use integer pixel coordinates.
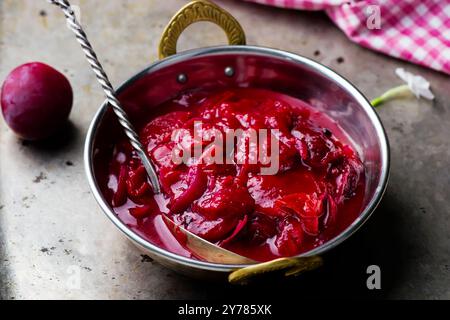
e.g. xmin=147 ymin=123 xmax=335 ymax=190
xmin=159 ymin=0 xmax=246 ymax=59
xmin=228 ymin=256 xmax=323 ymax=285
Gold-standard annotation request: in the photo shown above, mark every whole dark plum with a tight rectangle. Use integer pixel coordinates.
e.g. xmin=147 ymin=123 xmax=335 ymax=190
xmin=1 ymin=62 xmax=73 ymax=140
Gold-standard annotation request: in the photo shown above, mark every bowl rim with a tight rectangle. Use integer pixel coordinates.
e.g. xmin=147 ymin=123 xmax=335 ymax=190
xmin=84 ymin=45 xmax=390 ymax=272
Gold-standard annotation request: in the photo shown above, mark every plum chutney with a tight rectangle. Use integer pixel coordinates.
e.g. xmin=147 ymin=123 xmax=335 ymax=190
xmin=105 ymin=88 xmax=365 ymax=262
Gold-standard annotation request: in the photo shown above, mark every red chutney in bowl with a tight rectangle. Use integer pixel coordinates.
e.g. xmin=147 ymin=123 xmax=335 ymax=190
xmin=104 ymin=88 xmax=365 ymax=262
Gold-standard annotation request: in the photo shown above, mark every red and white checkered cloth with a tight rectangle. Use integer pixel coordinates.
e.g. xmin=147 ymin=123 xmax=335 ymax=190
xmin=244 ymin=0 xmax=450 ymax=75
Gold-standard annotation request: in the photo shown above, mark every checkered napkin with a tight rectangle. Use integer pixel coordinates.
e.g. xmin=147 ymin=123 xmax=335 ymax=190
xmin=244 ymin=0 xmax=450 ymax=75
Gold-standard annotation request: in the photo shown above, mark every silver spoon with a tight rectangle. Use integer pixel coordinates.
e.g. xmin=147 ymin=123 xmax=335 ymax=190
xmin=48 ymin=0 xmax=255 ymax=264
xmin=47 ymin=0 xmax=160 ymax=193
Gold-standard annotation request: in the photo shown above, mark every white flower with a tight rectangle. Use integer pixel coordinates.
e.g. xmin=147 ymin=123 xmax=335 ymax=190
xmin=371 ymin=68 xmax=435 ymax=107
xmin=395 ymin=68 xmax=435 ymax=100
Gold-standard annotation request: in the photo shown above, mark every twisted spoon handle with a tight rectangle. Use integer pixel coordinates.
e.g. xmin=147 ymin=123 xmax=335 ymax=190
xmin=48 ymin=0 xmax=161 ymax=194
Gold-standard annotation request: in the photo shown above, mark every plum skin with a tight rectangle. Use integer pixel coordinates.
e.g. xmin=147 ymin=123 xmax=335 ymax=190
xmin=1 ymin=62 xmax=73 ymax=140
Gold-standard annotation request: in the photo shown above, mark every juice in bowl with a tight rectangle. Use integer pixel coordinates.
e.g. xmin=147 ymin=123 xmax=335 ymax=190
xmin=85 ymin=0 xmax=389 ymax=282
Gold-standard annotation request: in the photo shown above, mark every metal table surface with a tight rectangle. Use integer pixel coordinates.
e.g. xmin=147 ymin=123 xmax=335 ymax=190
xmin=0 ymin=0 xmax=449 ymax=299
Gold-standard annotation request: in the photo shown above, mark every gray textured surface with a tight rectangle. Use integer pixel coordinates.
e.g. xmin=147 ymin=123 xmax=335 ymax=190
xmin=0 ymin=0 xmax=449 ymax=300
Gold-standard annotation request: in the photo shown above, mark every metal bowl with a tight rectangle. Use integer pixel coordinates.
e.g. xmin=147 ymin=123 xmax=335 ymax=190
xmin=84 ymin=0 xmax=389 ymax=281
xmin=84 ymin=44 xmax=389 ymax=280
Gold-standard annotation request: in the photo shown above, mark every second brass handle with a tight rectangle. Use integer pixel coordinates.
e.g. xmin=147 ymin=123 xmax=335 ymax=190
xmin=228 ymin=256 xmax=324 ymax=285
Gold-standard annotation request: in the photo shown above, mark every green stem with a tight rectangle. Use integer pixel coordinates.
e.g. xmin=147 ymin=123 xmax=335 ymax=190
xmin=370 ymin=84 xmax=411 ymax=107
xmin=371 ymin=96 xmax=384 ymax=107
